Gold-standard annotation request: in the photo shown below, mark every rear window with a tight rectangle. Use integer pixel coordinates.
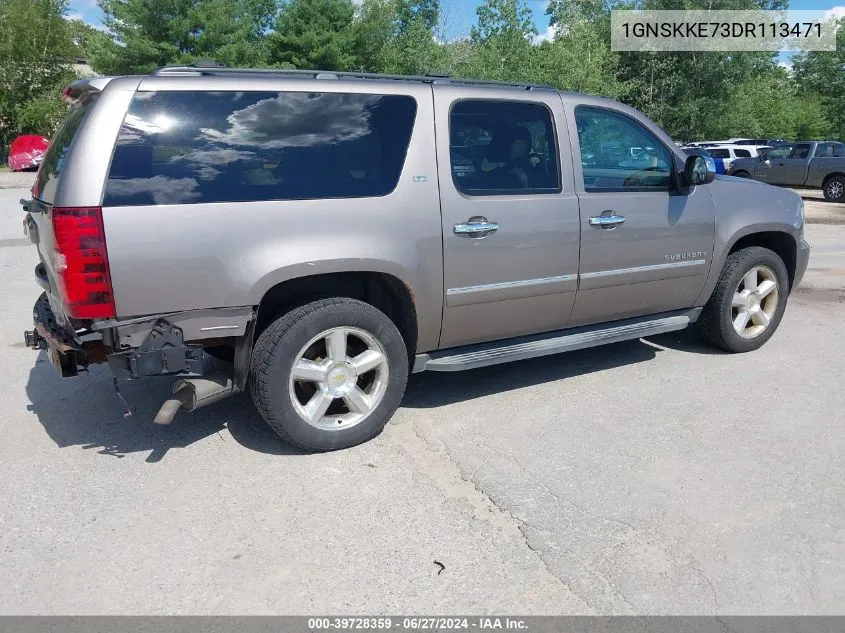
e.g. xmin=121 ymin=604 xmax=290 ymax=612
xmin=816 ymin=142 xmax=845 ymax=158
xmin=33 ymin=99 xmax=95 ymax=203
xmin=708 ymin=148 xmax=730 ymax=158
xmin=734 ymin=149 xmax=751 ymax=157
xmin=103 ymin=91 xmax=417 ymax=206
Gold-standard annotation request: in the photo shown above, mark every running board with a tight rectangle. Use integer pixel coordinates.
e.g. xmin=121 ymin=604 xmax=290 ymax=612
xmin=413 ymin=309 xmax=701 ymax=373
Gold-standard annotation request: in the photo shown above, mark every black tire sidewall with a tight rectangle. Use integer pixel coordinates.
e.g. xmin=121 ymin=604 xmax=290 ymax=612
xmin=713 ymin=247 xmax=789 ymax=352
xmin=250 ymin=299 xmax=408 ymax=451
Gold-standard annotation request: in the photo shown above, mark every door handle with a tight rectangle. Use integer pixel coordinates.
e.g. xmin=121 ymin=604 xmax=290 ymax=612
xmin=588 ymin=214 xmax=626 ymax=228
xmin=453 ymin=218 xmax=499 ymax=238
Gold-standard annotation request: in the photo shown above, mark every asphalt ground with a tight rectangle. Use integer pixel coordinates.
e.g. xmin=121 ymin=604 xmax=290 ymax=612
xmin=0 ymin=179 xmax=843 ymax=614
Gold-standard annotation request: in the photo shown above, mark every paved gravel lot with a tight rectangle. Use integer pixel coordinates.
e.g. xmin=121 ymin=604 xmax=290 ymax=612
xmin=0 ymin=183 xmax=843 ymax=615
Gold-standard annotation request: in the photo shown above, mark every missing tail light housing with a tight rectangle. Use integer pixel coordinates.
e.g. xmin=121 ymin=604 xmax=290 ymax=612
xmin=51 ymin=206 xmax=116 ymax=319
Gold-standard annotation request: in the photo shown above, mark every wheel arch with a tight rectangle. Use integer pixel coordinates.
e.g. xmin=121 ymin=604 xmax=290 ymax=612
xmin=726 ymin=231 xmax=798 ymax=289
xmin=254 ymin=270 xmax=419 ymax=358
xmin=822 ymin=172 xmax=845 ymax=187
xmin=695 ymin=226 xmax=799 ymax=307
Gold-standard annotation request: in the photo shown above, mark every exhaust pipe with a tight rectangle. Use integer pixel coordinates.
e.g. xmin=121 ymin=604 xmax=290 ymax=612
xmin=153 ymin=372 xmax=237 ymax=425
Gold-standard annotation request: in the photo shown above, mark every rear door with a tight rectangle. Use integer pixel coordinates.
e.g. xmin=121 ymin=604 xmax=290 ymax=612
xmin=434 ymin=86 xmax=580 ymax=348
xmin=807 ymin=142 xmax=845 ymax=187
xmin=566 ymin=100 xmax=715 ymax=326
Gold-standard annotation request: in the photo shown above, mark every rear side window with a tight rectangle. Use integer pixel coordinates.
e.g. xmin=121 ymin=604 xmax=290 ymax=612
xmin=449 ymin=100 xmax=560 ymax=195
xmin=734 ymin=149 xmax=751 ymax=157
xmin=708 ymin=148 xmax=730 ymax=158
xmin=33 ymin=99 xmax=96 ymax=203
xmin=104 ymin=91 xmax=417 ymax=206
xmin=816 ymin=142 xmax=845 ymax=157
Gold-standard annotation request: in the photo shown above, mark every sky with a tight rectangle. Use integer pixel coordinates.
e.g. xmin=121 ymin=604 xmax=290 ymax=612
xmin=67 ymin=0 xmax=844 ymax=51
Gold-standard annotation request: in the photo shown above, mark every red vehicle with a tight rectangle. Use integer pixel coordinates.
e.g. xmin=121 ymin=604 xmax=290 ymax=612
xmin=7 ymin=134 xmax=50 ymax=171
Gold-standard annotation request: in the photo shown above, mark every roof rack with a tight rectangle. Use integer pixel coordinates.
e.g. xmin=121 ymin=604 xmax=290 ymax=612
xmin=152 ymin=64 xmax=553 ymax=91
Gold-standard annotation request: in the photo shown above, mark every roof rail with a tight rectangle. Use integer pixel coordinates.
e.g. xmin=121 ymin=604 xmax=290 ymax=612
xmin=152 ymin=65 xmax=553 ymax=91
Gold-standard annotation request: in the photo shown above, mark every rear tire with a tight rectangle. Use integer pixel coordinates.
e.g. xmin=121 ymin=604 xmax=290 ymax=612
xmin=823 ymin=175 xmax=844 ymax=202
xmin=249 ymin=298 xmax=408 ymax=452
xmin=697 ymin=246 xmax=789 ymax=353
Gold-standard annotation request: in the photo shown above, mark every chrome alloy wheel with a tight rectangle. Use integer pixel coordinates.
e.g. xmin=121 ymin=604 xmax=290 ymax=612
xmin=826 ymin=179 xmax=844 ymax=200
xmin=731 ymin=265 xmax=779 ymax=339
xmin=288 ymin=326 xmax=389 ymax=430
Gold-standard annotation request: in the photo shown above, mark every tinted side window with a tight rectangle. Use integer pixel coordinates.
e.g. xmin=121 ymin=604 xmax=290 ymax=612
xmin=575 ymin=107 xmax=672 ymax=191
xmin=734 ymin=149 xmax=751 ymax=157
xmin=33 ymin=98 xmax=96 ymax=203
xmin=817 ymin=143 xmax=845 ymax=158
xmin=765 ymin=145 xmax=792 ymax=160
xmin=449 ymin=100 xmax=560 ymax=195
xmin=104 ymin=91 xmax=417 ymax=206
xmin=709 ymin=148 xmax=730 ymax=158
xmin=790 ymin=144 xmax=812 ymax=159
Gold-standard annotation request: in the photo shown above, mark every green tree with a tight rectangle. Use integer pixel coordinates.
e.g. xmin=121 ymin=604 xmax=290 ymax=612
xmin=471 ymin=0 xmax=535 ymax=43
xmin=610 ymin=0 xmax=792 ymax=139
xmin=190 ymin=0 xmax=275 ymax=67
xmin=94 ymin=0 xmax=274 ymax=74
xmin=539 ymin=0 xmax=624 ymax=97
xmin=269 ymin=0 xmax=357 ymax=70
xmin=352 ymin=0 xmax=398 ymax=71
xmin=396 ymin=0 xmax=438 ymax=33
xmin=0 ymin=0 xmax=76 ymax=149
xmin=793 ymin=17 xmax=845 ymax=140
xmin=96 ymin=0 xmax=196 ymax=73
xmin=460 ymin=0 xmax=537 ymax=82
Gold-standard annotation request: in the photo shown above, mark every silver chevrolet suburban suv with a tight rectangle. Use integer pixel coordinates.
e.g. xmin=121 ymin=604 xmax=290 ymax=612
xmin=22 ymin=66 xmax=810 ymax=451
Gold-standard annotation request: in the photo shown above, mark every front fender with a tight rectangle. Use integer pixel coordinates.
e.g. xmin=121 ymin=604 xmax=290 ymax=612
xmin=693 ymin=177 xmax=803 ymax=305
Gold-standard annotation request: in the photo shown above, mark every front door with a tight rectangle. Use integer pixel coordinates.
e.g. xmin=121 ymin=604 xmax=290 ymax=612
xmin=434 ymin=87 xmax=581 ymax=348
xmin=565 ymin=103 xmax=715 ymax=326
xmin=765 ymin=143 xmax=812 ymax=185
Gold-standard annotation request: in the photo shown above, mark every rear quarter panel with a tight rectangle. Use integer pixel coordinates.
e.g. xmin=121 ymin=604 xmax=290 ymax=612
xmin=101 ymin=78 xmax=444 ymax=352
xmin=806 ymin=157 xmax=845 ymax=188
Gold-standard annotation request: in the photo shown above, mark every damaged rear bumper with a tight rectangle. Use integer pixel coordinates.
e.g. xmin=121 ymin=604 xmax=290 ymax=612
xmin=25 ymin=294 xmax=256 ymax=424
xmin=25 ymin=293 xmax=109 ymax=377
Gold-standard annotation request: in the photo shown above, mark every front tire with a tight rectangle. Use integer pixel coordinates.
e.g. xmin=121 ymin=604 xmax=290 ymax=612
xmin=823 ymin=176 xmax=844 ymax=202
xmin=732 ymin=171 xmax=750 ymax=179
xmin=249 ymin=298 xmax=408 ymax=451
xmin=697 ymin=246 xmax=789 ymax=353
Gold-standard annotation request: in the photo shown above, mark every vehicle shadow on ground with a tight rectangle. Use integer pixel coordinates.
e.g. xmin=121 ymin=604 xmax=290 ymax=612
xmin=24 ymin=351 xmax=302 ymax=462
xmin=402 ymin=328 xmax=724 ymax=408
xmin=25 ymin=329 xmax=715 ymax=460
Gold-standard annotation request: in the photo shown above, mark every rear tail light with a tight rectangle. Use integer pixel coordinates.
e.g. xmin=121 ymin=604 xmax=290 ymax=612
xmin=51 ymin=206 xmax=116 ymax=319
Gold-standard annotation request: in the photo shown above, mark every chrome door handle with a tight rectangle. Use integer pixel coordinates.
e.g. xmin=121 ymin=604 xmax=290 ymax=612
xmin=453 ymin=219 xmax=499 ymax=238
xmin=589 ymin=214 xmax=626 ymax=228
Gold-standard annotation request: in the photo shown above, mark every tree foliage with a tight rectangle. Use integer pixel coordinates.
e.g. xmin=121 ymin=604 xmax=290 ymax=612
xmin=0 ymin=0 xmax=76 ymax=150
xmin=269 ymin=0 xmax=356 ymax=70
xmin=793 ymin=18 xmax=845 ymax=140
xmin=3 ymin=0 xmax=843 ymax=157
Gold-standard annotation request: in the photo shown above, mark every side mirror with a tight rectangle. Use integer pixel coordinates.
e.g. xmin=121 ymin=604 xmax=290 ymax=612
xmin=684 ymin=154 xmax=714 ymax=186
